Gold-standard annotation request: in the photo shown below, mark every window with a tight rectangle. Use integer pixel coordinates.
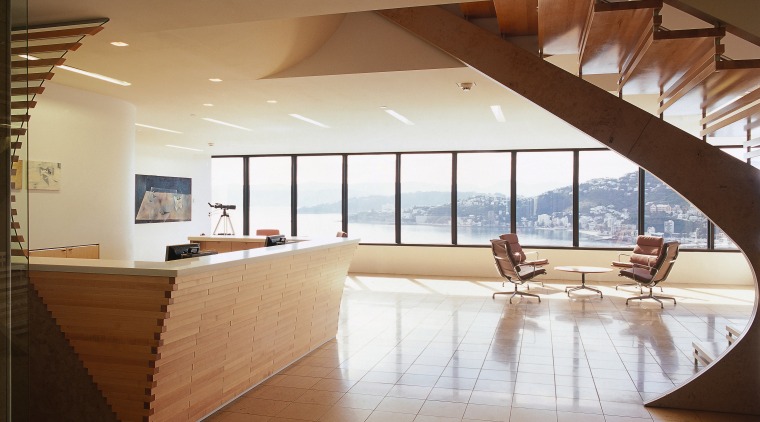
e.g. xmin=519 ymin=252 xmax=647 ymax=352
xmin=457 ymin=153 xmax=510 ymax=245
xmin=714 ymin=148 xmax=744 ymax=250
xmin=644 ymin=172 xmax=707 ymax=248
xmin=401 ymin=154 xmax=452 ymax=244
xmin=578 ymin=151 xmax=638 ymax=247
xmin=516 ymin=152 xmax=573 ymax=246
xmin=296 ymin=156 xmax=343 ymax=237
xmin=249 ymin=157 xmax=292 ymax=236
xmin=210 ymin=157 xmax=244 ymax=235
xmin=347 ymin=155 xmax=396 ymax=243
xmin=214 ymin=147 xmax=739 ymax=252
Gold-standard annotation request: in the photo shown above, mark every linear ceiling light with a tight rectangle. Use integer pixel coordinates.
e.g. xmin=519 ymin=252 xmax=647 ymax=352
xmin=289 ymin=114 xmax=330 ymax=128
xmin=166 ymin=144 xmax=203 ymax=152
xmin=57 ymin=64 xmax=131 ymax=86
xmin=201 ymin=117 xmax=252 ymax=131
xmin=490 ymin=105 xmax=506 ymax=123
xmin=384 ymin=109 xmax=414 ymax=125
xmin=135 ymin=123 xmax=182 ymax=134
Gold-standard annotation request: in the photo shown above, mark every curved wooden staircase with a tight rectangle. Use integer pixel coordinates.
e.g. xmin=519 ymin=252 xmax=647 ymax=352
xmin=379 ymin=2 xmax=760 ymax=416
xmin=10 ymin=19 xmax=106 ymax=258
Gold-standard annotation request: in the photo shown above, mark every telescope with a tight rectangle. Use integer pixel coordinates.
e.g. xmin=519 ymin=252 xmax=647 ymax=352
xmin=208 ymin=202 xmax=236 ymax=210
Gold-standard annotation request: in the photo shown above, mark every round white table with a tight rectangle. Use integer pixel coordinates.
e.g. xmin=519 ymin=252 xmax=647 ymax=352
xmin=555 ymin=266 xmax=612 ymax=298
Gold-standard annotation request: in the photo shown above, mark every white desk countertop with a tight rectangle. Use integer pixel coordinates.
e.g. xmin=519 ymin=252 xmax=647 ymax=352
xmin=28 ymin=237 xmax=359 ymax=277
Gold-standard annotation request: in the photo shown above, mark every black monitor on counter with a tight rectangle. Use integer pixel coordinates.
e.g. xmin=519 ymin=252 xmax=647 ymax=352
xmin=165 ymin=243 xmax=217 ymax=261
xmin=264 ymin=235 xmax=287 ymax=247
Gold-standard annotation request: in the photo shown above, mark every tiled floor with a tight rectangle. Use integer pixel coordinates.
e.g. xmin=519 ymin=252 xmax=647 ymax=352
xmin=206 ymin=274 xmax=756 ymax=422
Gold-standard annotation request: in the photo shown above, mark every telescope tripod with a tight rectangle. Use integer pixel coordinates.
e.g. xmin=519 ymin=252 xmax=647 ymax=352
xmin=213 ymin=208 xmax=235 ymax=235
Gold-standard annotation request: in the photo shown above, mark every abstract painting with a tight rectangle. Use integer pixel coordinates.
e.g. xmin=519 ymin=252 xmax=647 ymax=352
xmin=135 ymin=174 xmax=192 ymax=223
xmin=28 ymin=161 xmax=61 ymax=191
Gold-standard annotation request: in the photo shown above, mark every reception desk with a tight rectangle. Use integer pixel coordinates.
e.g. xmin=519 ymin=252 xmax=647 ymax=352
xmin=187 ymin=235 xmax=304 ymax=253
xmin=29 ymin=237 xmax=359 ymax=422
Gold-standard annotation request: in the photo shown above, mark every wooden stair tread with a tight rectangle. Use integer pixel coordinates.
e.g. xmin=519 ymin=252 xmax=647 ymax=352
xmin=538 ymin=0 xmax=590 ymax=56
xmin=460 ymin=1 xmax=496 ymax=19
xmin=12 ymin=25 xmax=103 ymax=41
xmin=493 ymin=0 xmax=538 ymax=37
xmin=11 ymin=57 xmax=65 ymax=68
xmin=580 ymin=0 xmax=662 ymax=75
xmin=11 ymin=42 xmax=81 ymax=54
xmin=621 ymin=28 xmax=725 ymax=95
xmin=692 ymin=340 xmax=724 ymax=365
xmin=659 ymin=59 xmax=760 ymax=116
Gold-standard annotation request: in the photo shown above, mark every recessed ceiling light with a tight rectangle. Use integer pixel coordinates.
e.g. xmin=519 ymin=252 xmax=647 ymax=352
xmin=266 ymin=100 xmax=278 ymax=104
xmin=490 ymin=105 xmax=506 ymax=123
xmin=58 ymin=64 xmax=131 ymax=86
xmin=201 ymin=117 xmax=252 ymax=131
xmin=203 ymin=103 xmax=214 ymax=107
xmin=384 ymin=109 xmax=414 ymax=125
xmin=166 ymin=144 xmax=203 ymax=152
xmin=135 ymin=123 xmax=183 ymax=134
xmin=110 ymin=41 xmax=129 ymax=47
xmin=289 ymin=114 xmax=330 ymax=128
xmin=18 ymin=54 xmax=39 ymax=60
xmin=457 ymin=82 xmax=476 ymax=91
xmin=209 ymin=78 xmax=223 ymax=82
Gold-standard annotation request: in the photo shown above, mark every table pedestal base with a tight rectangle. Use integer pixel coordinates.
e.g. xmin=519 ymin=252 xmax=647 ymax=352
xmin=565 ymin=274 xmax=603 ymax=298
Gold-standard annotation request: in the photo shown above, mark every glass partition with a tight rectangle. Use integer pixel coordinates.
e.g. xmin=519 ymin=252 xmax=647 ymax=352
xmin=401 ymin=153 xmax=452 ymax=244
xmin=515 ymin=151 xmax=573 ymax=246
xmin=210 ymin=158 xmax=243 ymax=235
xmin=347 ymin=155 xmax=395 ymax=243
xmin=644 ymin=172 xmax=707 ymax=248
xmin=249 ymin=156 xmax=292 ymax=236
xmin=296 ymin=155 xmax=342 ymax=237
xmin=714 ymin=148 xmax=743 ymax=250
xmin=457 ymin=152 xmax=510 ymax=244
xmin=578 ymin=151 xmax=638 ymax=247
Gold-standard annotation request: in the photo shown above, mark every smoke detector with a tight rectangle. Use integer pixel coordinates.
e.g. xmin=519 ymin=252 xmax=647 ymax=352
xmin=457 ymin=82 xmax=476 ymax=91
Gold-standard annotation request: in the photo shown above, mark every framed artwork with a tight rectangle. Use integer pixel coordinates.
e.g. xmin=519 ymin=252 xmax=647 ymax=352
xmin=28 ymin=161 xmax=61 ymax=191
xmin=135 ymin=174 xmax=192 ymax=223
xmin=11 ymin=160 xmax=22 ymax=190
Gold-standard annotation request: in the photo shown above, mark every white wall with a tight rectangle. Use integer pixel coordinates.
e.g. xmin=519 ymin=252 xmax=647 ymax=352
xmin=28 ymin=83 xmax=135 ymax=260
xmin=133 ymin=143 xmax=211 ymax=261
xmin=350 ymin=245 xmax=755 ymax=286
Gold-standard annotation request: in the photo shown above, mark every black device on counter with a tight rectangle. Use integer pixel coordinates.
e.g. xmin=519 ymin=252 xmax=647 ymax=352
xmin=264 ymin=235 xmax=287 ymax=247
xmin=165 ymin=243 xmax=218 ymax=261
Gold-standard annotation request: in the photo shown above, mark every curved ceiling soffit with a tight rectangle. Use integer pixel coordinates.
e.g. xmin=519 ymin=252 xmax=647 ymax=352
xmin=255 ymin=14 xmax=347 ymax=79
xmin=264 ymin=11 xmax=463 ymax=79
xmin=377 ymin=6 xmax=760 ymax=416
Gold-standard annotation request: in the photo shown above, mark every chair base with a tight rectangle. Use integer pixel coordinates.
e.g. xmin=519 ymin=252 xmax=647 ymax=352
xmin=492 ymin=284 xmax=540 ymax=304
xmin=626 ymin=289 xmax=676 ymax=308
xmin=502 ymin=280 xmax=543 ymax=290
xmin=616 ymin=282 xmax=662 ymax=292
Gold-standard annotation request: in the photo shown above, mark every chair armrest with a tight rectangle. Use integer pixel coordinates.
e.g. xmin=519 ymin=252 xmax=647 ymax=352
xmin=617 ymin=252 xmax=632 ymax=261
xmin=611 ymin=261 xmax=633 ymax=268
xmin=523 ymin=250 xmax=548 ymax=266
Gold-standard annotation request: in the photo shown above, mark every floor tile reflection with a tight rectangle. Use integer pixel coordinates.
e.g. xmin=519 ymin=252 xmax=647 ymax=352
xmin=206 ymin=275 xmax=755 ymax=422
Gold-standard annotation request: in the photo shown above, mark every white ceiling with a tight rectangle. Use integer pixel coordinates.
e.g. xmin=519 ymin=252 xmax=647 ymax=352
xmin=13 ymin=0 xmax=603 ymax=156
xmin=19 ymin=1 xmax=754 ymax=156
